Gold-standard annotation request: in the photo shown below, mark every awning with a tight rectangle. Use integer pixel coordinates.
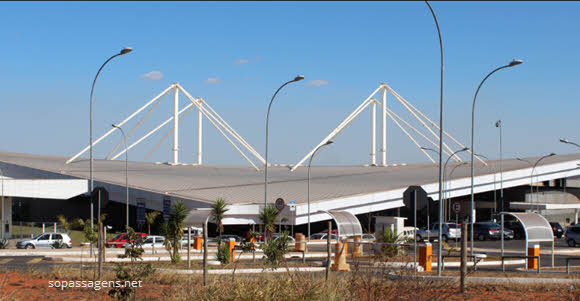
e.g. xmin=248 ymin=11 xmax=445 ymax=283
xmin=320 ymin=210 xmax=363 ymax=238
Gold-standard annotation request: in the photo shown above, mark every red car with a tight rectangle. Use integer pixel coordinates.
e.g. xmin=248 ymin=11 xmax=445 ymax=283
xmin=106 ymin=232 xmax=147 ymax=248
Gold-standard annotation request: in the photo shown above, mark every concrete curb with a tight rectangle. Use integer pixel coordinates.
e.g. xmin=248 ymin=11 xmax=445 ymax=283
xmin=156 ymin=267 xmax=327 ymax=275
xmin=389 ymin=273 xmax=579 ymax=285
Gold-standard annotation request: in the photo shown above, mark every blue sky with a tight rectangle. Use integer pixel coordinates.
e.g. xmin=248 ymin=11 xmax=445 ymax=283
xmin=1 ymin=1 xmax=579 ymax=166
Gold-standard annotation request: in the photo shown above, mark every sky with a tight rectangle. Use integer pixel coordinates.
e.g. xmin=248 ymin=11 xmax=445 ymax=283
xmin=1 ymin=1 xmax=579 ymax=166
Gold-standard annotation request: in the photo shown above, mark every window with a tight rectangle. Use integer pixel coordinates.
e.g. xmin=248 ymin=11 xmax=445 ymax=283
xmin=38 ymin=234 xmax=50 ymax=241
xmin=52 ymin=234 xmax=63 ymax=240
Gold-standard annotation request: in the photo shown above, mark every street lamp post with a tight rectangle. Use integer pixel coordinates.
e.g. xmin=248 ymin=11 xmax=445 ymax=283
xmin=470 ymin=59 xmax=522 ymax=256
xmin=112 ymin=124 xmax=130 ymax=231
xmin=559 ymin=138 xmax=580 ymax=193
xmin=531 ymin=153 xmax=556 ymax=211
xmin=446 ymin=162 xmax=467 ymax=222
xmin=307 ymin=141 xmax=334 ymax=241
xmin=264 ymin=76 xmax=304 ymax=210
xmin=424 ymin=0 xmax=445 ymax=276
xmin=0 ymin=167 xmax=4 ymax=239
xmin=420 ymin=146 xmax=439 ymax=231
xmin=443 ymin=148 xmax=469 ymax=221
xmin=496 ymin=120 xmax=504 ymax=212
xmin=89 ymin=47 xmax=132 ymax=254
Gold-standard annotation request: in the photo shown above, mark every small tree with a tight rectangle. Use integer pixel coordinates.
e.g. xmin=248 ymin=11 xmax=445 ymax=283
xmin=108 ymin=227 xmax=154 ymax=300
xmin=211 ymin=198 xmax=229 ymax=242
xmin=379 ymin=228 xmax=404 ymax=257
xmin=261 ymin=231 xmax=290 ymax=267
xmin=145 ymin=211 xmax=160 ymax=235
xmin=162 ymin=200 xmax=188 ymax=263
xmin=259 ymin=205 xmax=279 ymax=240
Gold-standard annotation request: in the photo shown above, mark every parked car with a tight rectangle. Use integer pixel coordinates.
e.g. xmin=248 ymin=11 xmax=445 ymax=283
xmin=470 ymin=222 xmax=502 ymax=241
xmin=107 ymin=232 xmax=146 ymax=248
xmin=502 ymin=227 xmax=514 ymax=240
xmin=219 ymin=234 xmax=242 ymax=243
xmin=415 ymin=223 xmax=461 ymax=242
xmin=565 ymin=225 xmax=580 ymax=247
xmin=504 ymin=220 xmax=525 ymax=240
xmin=401 ymin=227 xmax=419 ymax=240
xmin=309 ymin=233 xmax=337 ymax=240
xmin=16 ymin=232 xmax=72 ymax=249
xmin=272 ymin=233 xmax=295 ymax=242
xmin=361 ymin=233 xmax=376 ymax=240
xmin=124 ymin=235 xmax=165 ymax=248
xmin=550 ymin=222 xmax=564 ymax=239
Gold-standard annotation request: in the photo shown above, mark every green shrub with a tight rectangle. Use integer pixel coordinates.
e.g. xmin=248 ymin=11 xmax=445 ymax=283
xmin=261 ymin=231 xmax=290 ymax=267
xmin=216 ymin=240 xmax=230 ymax=264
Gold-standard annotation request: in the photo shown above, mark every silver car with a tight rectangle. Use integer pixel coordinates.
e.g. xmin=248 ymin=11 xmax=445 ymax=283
xmin=415 ymin=223 xmax=461 ymax=242
xmin=16 ymin=232 xmax=72 ymax=249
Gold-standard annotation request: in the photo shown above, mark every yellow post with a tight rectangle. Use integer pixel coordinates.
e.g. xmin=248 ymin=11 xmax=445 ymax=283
xmin=331 ymin=240 xmax=350 ymax=271
xmin=228 ymin=238 xmax=236 ymax=263
xmin=295 ymin=233 xmax=306 ymax=251
xmin=353 ymin=235 xmax=362 ymax=257
xmin=193 ymin=235 xmax=203 ymax=250
xmin=419 ymin=243 xmax=432 ymax=272
xmin=528 ymin=244 xmax=539 ymax=270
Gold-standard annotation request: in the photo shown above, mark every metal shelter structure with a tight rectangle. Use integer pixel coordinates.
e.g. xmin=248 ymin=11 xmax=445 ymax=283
xmin=66 ymin=83 xmax=265 ymax=170
xmin=320 ymin=210 xmax=363 ymax=239
xmin=291 ymin=83 xmax=485 ymax=171
xmin=500 ymin=212 xmax=555 ymax=267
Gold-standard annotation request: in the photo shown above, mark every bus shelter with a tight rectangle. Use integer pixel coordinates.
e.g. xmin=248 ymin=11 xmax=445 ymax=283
xmin=500 ymin=212 xmax=554 ymax=267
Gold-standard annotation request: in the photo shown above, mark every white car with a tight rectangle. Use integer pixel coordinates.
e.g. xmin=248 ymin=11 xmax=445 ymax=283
xmin=309 ymin=233 xmax=337 ymax=240
xmin=16 ymin=233 xmax=72 ymax=249
xmin=123 ymin=235 xmax=165 ymax=248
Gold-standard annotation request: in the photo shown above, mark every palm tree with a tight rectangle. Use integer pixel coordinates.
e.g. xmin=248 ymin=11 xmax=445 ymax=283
xmin=163 ymin=200 xmax=188 ymax=263
xmin=145 ymin=211 xmax=161 ymax=235
xmin=259 ymin=205 xmax=279 ymax=240
xmin=211 ymin=198 xmax=229 ymax=241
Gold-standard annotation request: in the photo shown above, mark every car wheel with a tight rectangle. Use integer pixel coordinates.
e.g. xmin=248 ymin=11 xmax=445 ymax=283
xmin=477 ymin=234 xmax=485 ymax=241
xmin=441 ymin=235 xmax=448 ymax=242
xmin=25 ymin=244 xmax=34 ymax=249
xmin=568 ymin=239 xmax=576 ymax=247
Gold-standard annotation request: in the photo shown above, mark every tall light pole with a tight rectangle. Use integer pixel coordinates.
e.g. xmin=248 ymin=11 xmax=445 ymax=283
xmin=496 ymin=120 xmax=504 ymax=212
xmin=446 ymin=162 xmax=468 ymax=222
xmin=112 ymin=124 xmax=130 ymax=231
xmin=470 ymin=59 xmax=522 ymax=256
xmin=531 ymin=153 xmax=556 ymax=211
xmin=443 ymin=148 xmax=469 ymax=221
xmin=264 ymin=75 xmax=304 ymax=209
xmin=307 ymin=140 xmax=334 ymax=241
xmin=424 ymin=1 xmax=445 ymax=276
xmin=559 ymin=138 xmax=580 ymax=193
xmin=0 ymin=167 xmax=4 ymax=239
xmin=89 ymin=47 xmax=132 ymax=249
xmin=420 ymin=146 xmax=438 ymax=231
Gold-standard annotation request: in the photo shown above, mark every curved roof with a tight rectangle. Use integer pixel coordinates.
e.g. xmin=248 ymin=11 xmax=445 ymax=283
xmin=326 ymin=210 xmax=363 ymax=238
xmin=503 ymin=212 xmax=554 ymax=242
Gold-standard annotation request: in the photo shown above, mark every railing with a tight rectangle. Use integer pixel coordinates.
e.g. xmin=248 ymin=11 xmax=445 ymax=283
xmin=9 ymin=221 xmax=65 ymax=239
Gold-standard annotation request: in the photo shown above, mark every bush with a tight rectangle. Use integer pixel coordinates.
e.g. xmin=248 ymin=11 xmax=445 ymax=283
xmin=379 ymin=228 xmax=403 ymax=257
xmin=216 ymin=239 xmax=230 ymax=264
xmin=261 ymin=231 xmax=290 ymax=267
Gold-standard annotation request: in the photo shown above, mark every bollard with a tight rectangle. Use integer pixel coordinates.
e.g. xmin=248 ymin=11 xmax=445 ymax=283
xmin=295 ymin=233 xmax=306 ymax=251
xmin=331 ymin=240 xmax=350 ymax=271
xmin=194 ymin=235 xmax=203 ymax=251
xmin=228 ymin=238 xmax=236 ymax=263
xmin=528 ymin=244 xmax=539 ymax=270
xmin=352 ymin=235 xmax=362 ymax=258
xmin=419 ymin=243 xmax=432 ymax=272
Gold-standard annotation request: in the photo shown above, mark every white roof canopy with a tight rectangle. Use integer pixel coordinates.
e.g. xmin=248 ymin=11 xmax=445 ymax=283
xmin=502 ymin=212 xmax=554 ymax=242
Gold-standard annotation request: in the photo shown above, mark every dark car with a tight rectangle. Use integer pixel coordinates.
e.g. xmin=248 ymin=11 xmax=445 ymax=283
xmin=504 ymin=220 xmax=525 ymax=240
xmin=565 ymin=225 xmax=580 ymax=247
xmin=469 ymin=222 xmax=502 ymax=241
xmin=549 ymin=222 xmax=564 ymax=239
xmin=220 ymin=234 xmax=242 ymax=243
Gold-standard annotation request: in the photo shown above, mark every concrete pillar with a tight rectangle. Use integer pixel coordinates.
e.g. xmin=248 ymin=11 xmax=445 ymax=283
xmin=1 ymin=197 xmax=12 ymax=239
xmin=172 ymin=84 xmax=179 ymax=165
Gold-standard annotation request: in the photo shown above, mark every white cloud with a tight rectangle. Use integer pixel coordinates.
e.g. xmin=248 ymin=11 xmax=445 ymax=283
xmin=306 ymin=80 xmax=329 ymax=87
xmin=205 ymin=77 xmax=222 ymax=84
xmin=234 ymin=59 xmax=250 ymax=65
xmin=140 ymin=71 xmax=164 ymax=81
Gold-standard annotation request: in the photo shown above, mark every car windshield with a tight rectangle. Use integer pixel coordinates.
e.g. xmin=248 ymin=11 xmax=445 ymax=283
xmin=446 ymin=224 xmax=459 ymax=229
xmin=32 ymin=233 xmax=45 ymax=240
xmin=112 ymin=233 xmax=123 ymax=240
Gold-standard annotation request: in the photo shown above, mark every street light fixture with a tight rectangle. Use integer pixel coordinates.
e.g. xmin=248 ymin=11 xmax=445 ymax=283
xmin=560 ymin=138 xmax=580 ymax=149
xmin=112 ymin=124 xmax=130 ymax=231
xmin=424 ymin=1 xmax=445 ymax=276
xmin=531 ymin=153 xmax=556 ymax=211
xmin=264 ymin=75 xmax=304 ymax=209
xmin=307 ymin=140 xmax=334 ymax=241
xmin=470 ymin=59 xmax=523 ymax=256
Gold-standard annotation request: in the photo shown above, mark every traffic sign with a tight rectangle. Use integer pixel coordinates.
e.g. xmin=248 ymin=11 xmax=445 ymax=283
xmin=275 ymin=198 xmax=285 ymax=211
xmin=452 ymin=201 xmax=462 ymax=214
xmin=289 ymin=200 xmax=296 ymax=212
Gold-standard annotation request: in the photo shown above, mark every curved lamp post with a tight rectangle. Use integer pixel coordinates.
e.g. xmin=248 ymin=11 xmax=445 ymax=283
xmin=264 ymin=76 xmax=304 ymax=209
xmin=496 ymin=120 xmax=504 ymax=212
xmin=89 ymin=47 xmax=132 ymax=256
xmin=307 ymin=140 xmax=334 ymax=241
xmin=559 ymin=138 xmax=580 ymax=193
xmin=470 ymin=59 xmax=522 ymax=256
xmin=531 ymin=153 xmax=556 ymax=211
xmin=424 ymin=1 xmax=445 ymax=276
xmin=446 ymin=162 xmax=468 ymax=222
xmin=419 ymin=146 xmax=439 ymax=233
xmin=112 ymin=124 xmax=130 ymax=231
xmin=443 ymin=148 xmax=469 ymax=221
